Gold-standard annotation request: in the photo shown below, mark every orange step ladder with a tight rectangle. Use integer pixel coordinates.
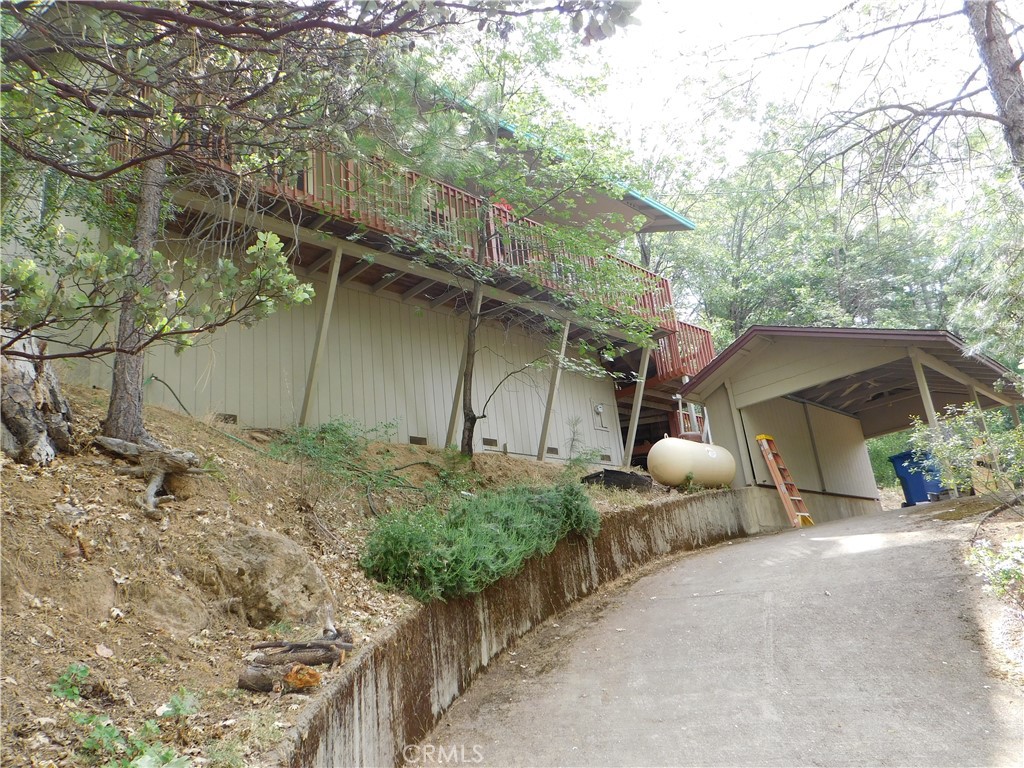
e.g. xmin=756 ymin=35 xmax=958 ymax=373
xmin=756 ymin=434 xmax=814 ymax=528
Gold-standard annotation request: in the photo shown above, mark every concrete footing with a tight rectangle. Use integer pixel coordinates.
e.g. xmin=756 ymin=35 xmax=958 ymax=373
xmin=268 ymin=486 xmax=878 ymax=768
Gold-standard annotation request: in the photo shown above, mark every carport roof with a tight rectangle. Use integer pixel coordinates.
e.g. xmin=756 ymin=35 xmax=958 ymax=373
xmin=679 ymin=326 xmax=1022 ymax=436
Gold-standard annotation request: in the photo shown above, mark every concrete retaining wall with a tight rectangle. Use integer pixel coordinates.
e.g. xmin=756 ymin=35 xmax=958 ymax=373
xmin=269 ymin=486 xmax=878 ymax=768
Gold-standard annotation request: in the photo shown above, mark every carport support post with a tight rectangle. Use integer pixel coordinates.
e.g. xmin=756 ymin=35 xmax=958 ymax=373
xmin=910 ymin=348 xmax=957 ymax=498
xmin=537 ymin=321 xmax=571 ymax=462
xmin=299 ymin=245 xmax=344 ymax=426
xmin=622 ymin=345 xmax=652 ymax=469
xmin=910 ymin=349 xmax=939 ymax=429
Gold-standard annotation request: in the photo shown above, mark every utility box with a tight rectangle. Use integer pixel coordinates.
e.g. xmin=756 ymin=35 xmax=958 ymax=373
xmin=888 ymin=451 xmax=944 ymax=506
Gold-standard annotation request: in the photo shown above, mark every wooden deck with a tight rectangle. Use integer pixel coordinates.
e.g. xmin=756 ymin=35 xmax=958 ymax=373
xmin=260 ymin=152 xmax=714 ymax=381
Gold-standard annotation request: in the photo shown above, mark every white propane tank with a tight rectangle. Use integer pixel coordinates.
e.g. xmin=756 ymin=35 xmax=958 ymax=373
xmin=646 ymin=437 xmax=736 ymax=488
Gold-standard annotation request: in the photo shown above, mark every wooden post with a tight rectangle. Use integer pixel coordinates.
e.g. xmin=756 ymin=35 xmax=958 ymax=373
xmin=909 ymin=348 xmax=939 ymax=429
xmin=299 ymin=246 xmax=344 ymax=426
xmin=910 ymin=348 xmax=956 ymax=497
xmin=724 ymin=380 xmax=753 ymax=486
xmin=967 ymin=384 xmax=989 ymax=434
xmin=445 ymin=344 xmax=468 ymax=449
xmin=537 ymin=322 xmax=571 ymax=461
xmin=622 ymin=345 xmax=652 ymax=469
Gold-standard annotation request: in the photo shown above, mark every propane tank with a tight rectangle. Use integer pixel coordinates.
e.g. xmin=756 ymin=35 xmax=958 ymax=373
xmin=646 ymin=437 xmax=736 ymax=487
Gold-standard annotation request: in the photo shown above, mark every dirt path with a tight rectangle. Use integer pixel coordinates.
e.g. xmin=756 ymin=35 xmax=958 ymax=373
xmin=414 ymin=507 xmax=1023 ymax=767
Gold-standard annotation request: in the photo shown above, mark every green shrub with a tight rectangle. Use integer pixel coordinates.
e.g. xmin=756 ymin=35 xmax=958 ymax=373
xmin=967 ymin=537 xmax=1024 ymax=610
xmin=866 ymin=430 xmax=912 ymax=488
xmin=908 ymin=404 xmax=1024 ymax=506
xmin=360 ymin=483 xmax=600 ymax=601
xmin=269 ymin=417 xmax=395 ymax=477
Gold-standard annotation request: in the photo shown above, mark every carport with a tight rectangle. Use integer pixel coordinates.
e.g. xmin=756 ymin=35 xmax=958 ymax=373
xmin=679 ymin=327 xmax=1023 ymax=514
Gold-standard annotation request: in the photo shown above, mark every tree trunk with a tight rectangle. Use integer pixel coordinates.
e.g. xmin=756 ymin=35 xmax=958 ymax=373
xmin=459 ymin=281 xmax=485 ymax=457
xmin=1 ymin=333 xmax=74 ymax=464
xmin=965 ymin=0 xmax=1024 ymax=191
xmin=103 ymin=153 xmax=168 ymax=445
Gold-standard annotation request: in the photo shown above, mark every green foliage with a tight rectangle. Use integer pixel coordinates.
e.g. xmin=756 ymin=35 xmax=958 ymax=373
xmin=360 ymin=482 xmax=600 ymax=601
xmin=271 ymin=417 xmax=393 ymax=475
xmin=52 ymin=662 xmax=90 ymax=701
xmin=966 ymin=537 xmax=1024 ymax=611
xmin=866 ymin=431 xmax=912 ymax=488
xmin=908 ymin=404 xmax=1024 ymax=506
xmin=71 ymin=711 xmax=190 ymax=767
xmin=1 ymin=219 xmax=313 ymax=358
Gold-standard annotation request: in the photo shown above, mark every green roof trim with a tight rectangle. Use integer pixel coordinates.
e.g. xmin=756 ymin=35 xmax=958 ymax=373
xmin=622 ymin=188 xmax=696 ymax=231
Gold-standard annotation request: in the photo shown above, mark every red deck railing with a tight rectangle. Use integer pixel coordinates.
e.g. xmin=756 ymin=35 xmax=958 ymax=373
xmin=160 ymin=142 xmax=715 ymax=379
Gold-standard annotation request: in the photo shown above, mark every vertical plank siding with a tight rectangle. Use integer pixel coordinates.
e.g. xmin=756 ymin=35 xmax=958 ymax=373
xmin=69 ymin=283 xmax=624 ymax=465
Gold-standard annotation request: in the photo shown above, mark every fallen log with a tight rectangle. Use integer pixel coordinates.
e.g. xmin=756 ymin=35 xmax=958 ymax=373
xmin=93 ymin=436 xmax=205 ymax=514
xmin=238 ymin=663 xmax=321 ymax=694
xmin=252 ymin=648 xmax=344 ymax=668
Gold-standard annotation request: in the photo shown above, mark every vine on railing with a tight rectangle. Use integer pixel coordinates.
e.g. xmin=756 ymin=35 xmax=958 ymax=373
xmin=167 ymin=145 xmax=715 ymax=378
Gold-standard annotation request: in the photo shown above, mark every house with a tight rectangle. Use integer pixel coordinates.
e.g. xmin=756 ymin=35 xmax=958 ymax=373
xmin=678 ymin=326 xmax=1024 ymax=520
xmin=66 ymin=151 xmax=714 ymax=465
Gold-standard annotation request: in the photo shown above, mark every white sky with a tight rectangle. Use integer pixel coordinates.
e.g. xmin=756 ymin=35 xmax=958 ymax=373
xmin=568 ymin=0 xmax=998 ymax=163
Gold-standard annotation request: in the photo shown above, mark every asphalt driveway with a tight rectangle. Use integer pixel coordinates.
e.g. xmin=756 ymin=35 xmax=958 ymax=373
xmin=414 ymin=507 xmax=1023 ymax=767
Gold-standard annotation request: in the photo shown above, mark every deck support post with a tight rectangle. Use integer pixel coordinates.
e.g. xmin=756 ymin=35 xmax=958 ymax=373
xmin=537 ymin=322 xmax=571 ymax=461
xmin=299 ymin=245 xmax=344 ymax=426
xmin=622 ymin=344 xmax=652 ymax=469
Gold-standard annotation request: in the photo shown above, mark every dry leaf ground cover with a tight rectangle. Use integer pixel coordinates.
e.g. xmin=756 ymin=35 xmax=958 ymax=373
xmin=0 ymin=385 xmax=573 ymax=767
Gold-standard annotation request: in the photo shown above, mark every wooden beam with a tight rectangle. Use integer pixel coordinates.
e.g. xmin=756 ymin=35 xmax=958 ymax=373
xmin=299 ymin=245 xmax=344 ymax=426
xmin=306 ymin=252 xmax=337 ymax=274
xmin=537 ymin=323 xmax=571 ymax=461
xmin=337 ymin=261 xmax=372 ymax=285
xmin=371 ymin=272 xmax=404 ymax=293
xmin=402 ymin=278 xmax=436 ymax=301
xmin=430 ymin=286 xmax=464 ymax=308
xmin=909 ymin=346 xmax=1016 ymax=407
xmin=622 ymin=345 xmax=652 ymax=469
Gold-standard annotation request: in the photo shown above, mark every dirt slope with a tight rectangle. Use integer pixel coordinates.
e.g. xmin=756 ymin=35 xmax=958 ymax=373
xmin=0 ymin=385 xmax=591 ymax=767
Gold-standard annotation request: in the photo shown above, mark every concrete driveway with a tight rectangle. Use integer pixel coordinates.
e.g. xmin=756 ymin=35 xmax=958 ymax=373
xmin=415 ymin=507 xmax=1023 ymax=767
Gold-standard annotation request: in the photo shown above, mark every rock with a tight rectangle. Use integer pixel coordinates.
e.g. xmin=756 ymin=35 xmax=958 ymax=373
xmin=190 ymin=525 xmax=331 ymax=629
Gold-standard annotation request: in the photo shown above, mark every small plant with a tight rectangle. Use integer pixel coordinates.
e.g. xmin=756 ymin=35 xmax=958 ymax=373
xmin=967 ymin=537 xmax=1024 ymax=611
xmin=157 ymin=687 xmax=200 ymax=746
xmin=52 ymin=662 xmax=89 ymax=701
xmin=72 ymin=711 xmax=191 ymax=767
xmin=264 ymin=620 xmax=295 ymax=639
xmin=204 ymin=739 xmax=245 ymax=768
xmin=270 ymin=417 xmax=396 ymax=477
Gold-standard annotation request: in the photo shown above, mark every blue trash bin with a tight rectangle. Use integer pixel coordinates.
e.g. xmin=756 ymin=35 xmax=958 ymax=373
xmin=888 ymin=450 xmax=944 ymax=506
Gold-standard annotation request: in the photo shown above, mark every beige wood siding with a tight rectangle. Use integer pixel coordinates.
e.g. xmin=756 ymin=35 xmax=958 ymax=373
xmin=68 ymin=281 xmax=624 ymax=465
xmin=727 ymin=338 xmax=906 ymax=409
xmin=703 ymin=388 xmax=745 ymax=487
xmin=741 ymin=398 xmax=822 ymax=491
xmin=805 ymin=405 xmax=878 ymax=498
